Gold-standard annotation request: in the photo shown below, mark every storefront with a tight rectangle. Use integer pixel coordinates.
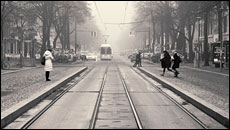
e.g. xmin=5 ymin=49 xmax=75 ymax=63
xmin=211 ymin=41 xmax=229 ymax=68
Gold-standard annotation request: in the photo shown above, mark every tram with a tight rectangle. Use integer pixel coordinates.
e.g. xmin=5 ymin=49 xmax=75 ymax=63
xmin=100 ymin=44 xmax=112 ymax=60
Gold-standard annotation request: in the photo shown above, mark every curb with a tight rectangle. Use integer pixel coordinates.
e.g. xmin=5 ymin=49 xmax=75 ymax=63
xmin=137 ymin=67 xmax=229 ymax=128
xmin=1 ymin=67 xmax=88 ymax=128
xmin=1 ymin=66 xmax=42 ymax=75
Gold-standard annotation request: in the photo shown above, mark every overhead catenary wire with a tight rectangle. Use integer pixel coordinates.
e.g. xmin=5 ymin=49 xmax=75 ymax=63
xmin=122 ymin=1 xmax=129 ymax=25
xmin=94 ymin=1 xmax=107 ymax=30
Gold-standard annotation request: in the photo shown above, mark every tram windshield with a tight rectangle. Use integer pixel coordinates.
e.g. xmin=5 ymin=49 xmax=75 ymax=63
xmin=101 ymin=47 xmax=111 ymax=54
xmin=101 ymin=47 xmax=106 ymax=54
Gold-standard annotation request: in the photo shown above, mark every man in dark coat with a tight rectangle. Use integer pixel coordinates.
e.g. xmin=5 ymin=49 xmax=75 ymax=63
xmin=172 ymin=52 xmax=181 ymax=77
xmin=160 ymin=50 xmax=173 ymax=76
xmin=133 ymin=51 xmax=142 ymax=67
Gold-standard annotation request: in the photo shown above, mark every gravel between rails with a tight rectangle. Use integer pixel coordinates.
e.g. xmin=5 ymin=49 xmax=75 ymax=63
xmin=1 ymin=66 xmax=84 ymax=112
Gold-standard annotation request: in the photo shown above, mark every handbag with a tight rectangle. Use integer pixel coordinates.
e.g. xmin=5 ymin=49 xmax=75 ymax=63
xmin=41 ymin=56 xmax=45 ymax=65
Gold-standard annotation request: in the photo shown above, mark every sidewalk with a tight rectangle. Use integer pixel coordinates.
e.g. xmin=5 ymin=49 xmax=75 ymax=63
xmin=140 ymin=60 xmax=229 ymax=113
xmin=142 ymin=59 xmax=229 ymax=76
xmin=1 ymin=61 xmax=86 ymax=112
xmin=1 ymin=66 xmax=87 ymax=128
xmin=182 ymin=62 xmax=229 ymax=76
xmin=1 ymin=60 xmax=84 ymax=75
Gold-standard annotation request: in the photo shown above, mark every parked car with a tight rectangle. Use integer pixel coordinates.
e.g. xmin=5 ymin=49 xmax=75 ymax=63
xmin=128 ymin=53 xmax=137 ymax=62
xmin=80 ymin=51 xmax=88 ymax=60
xmin=142 ymin=52 xmax=153 ymax=59
xmin=86 ymin=53 xmax=97 ymax=61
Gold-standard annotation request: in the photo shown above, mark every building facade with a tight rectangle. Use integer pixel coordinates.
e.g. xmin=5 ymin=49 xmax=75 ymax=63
xmin=191 ymin=7 xmax=229 ymax=68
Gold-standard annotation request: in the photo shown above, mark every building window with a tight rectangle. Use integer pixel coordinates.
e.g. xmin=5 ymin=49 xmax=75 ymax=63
xmin=17 ymin=42 xmax=20 ymax=54
xmin=223 ymin=15 xmax=227 ymax=33
xmin=10 ymin=42 xmax=14 ymax=53
xmin=208 ymin=20 xmax=213 ymax=35
xmin=200 ymin=22 xmax=203 ymax=37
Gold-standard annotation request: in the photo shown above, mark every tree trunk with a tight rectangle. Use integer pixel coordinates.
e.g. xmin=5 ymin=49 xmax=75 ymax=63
xmin=160 ymin=17 xmax=164 ymax=52
xmin=66 ymin=10 xmax=70 ymax=50
xmin=151 ymin=11 xmax=155 ymax=54
xmin=1 ymin=23 xmax=4 ymax=69
xmin=188 ymin=24 xmax=194 ymax=63
xmin=204 ymin=11 xmax=209 ymax=66
xmin=181 ymin=27 xmax=187 ymax=61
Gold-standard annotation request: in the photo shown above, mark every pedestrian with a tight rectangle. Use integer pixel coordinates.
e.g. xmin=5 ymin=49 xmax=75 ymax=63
xmin=43 ymin=48 xmax=54 ymax=81
xmin=172 ymin=51 xmax=182 ymax=77
xmin=137 ymin=51 xmax=142 ymax=67
xmin=160 ymin=50 xmax=173 ymax=76
xmin=133 ymin=51 xmax=142 ymax=67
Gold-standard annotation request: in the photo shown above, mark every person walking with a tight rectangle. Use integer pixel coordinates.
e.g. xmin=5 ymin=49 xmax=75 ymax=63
xmin=43 ymin=48 xmax=54 ymax=81
xmin=137 ymin=51 xmax=142 ymax=67
xmin=133 ymin=51 xmax=142 ymax=67
xmin=160 ymin=50 xmax=173 ymax=76
xmin=172 ymin=51 xmax=182 ymax=77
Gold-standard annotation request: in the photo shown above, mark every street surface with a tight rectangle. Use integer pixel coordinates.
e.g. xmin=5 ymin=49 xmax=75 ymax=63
xmin=19 ymin=59 xmax=203 ymax=129
xmin=2 ymin=56 xmax=228 ymax=129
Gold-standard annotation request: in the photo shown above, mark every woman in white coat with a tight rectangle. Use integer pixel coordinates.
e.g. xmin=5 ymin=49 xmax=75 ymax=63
xmin=43 ymin=48 xmax=54 ymax=81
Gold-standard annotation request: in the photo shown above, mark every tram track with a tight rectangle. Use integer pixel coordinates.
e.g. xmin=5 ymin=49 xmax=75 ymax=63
xmin=4 ymin=60 xmax=212 ymax=129
xmin=116 ymin=64 xmax=143 ymax=129
xmin=89 ymin=62 xmax=143 ymax=129
xmin=15 ymin=66 xmax=94 ymax=129
xmin=89 ymin=63 xmax=109 ymax=129
xmin=129 ymin=64 xmax=208 ymax=129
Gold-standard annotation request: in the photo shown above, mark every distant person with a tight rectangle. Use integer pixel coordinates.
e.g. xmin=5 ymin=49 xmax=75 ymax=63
xmin=172 ymin=51 xmax=182 ymax=77
xmin=133 ymin=51 xmax=142 ymax=67
xmin=137 ymin=51 xmax=142 ymax=67
xmin=43 ymin=48 xmax=54 ymax=81
xmin=160 ymin=50 xmax=173 ymax=76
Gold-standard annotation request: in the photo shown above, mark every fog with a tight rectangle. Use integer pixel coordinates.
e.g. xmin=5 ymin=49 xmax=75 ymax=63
xmin=88 ymin=1 xmax=138 ymax=53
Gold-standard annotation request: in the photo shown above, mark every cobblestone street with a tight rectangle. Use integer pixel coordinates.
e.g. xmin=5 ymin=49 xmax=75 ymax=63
xmin=1 ymin=62 xmax=87 ymax=112
xmin=140 ymin=60 xmax=229 ymax=113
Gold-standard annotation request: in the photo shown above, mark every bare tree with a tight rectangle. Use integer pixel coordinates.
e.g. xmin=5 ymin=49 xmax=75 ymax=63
xmin=52 ymin=1 xmax=91 ymax=51
xmin=1 ymin=1 xmax=14 ymax=68
xmin=28 ymin=1 xmax=57 ymax=58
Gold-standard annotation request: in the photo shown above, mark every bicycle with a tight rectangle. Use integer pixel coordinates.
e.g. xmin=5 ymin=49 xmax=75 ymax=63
xmin=2 ymin=60 xmax=11 ymax=70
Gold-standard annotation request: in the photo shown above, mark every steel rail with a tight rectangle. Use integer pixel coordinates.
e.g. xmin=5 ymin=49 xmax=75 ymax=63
xmin=116 ymin=63 xmax=143 ymax=129
xmin=89 ymin=64 xmax=109 ymax=129
xmin=20 ymin=67 xmax=94 ymax=129
xmin=130 ymin=66 xmax=208 ymax=129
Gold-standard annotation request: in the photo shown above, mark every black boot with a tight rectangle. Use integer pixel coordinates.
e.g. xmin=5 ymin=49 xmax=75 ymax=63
xmin=46 ymin=71 xmax=51 ymax=81
xmin=174 ymin=71 xmax=179 ymax=77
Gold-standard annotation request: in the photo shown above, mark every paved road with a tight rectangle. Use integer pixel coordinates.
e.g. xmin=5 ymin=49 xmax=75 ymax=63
xmin=26 ymin=59 xmax=203 ymax=129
